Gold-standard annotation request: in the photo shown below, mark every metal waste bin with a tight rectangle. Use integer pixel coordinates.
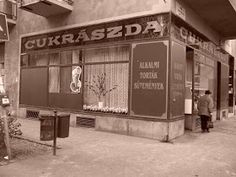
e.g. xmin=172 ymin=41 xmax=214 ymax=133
xmin=57 ymin=114 xmax=70 ymax=138
xmin=39 ymin=115 xmax=54 ymax=141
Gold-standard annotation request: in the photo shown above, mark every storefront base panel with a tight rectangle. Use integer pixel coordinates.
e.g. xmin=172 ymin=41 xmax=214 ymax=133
xmin=128 ymin=119 xmax=167 ymax=140
xmin=168 ymin=119 xmax=185 ymax=140
xmin=95 ymin=117 xmax=129 ymax=136
xmin=70 ymin=113 xmax=78 ymax=127
xmin=17 ymin=108 xmax=27 ymax=118
xmin=96 ymin=116 xmax=185 ymax=141
xmin=18 ymin=108 xmax=184 ymax=140
xmin=18 ymin=108 xmax=77 ymax=126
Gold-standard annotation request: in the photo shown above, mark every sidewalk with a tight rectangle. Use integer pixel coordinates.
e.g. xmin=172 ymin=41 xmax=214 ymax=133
xmin=1 ymin=117 xmax=236 ymax=177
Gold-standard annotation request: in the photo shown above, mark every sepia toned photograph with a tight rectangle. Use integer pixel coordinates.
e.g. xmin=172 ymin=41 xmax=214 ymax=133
xmin=0 ymin=0 xmax=236 ymax=176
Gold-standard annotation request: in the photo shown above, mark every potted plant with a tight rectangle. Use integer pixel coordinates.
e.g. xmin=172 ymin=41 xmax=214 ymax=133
xmin=85 ymin=73 xmax=117 ymax=109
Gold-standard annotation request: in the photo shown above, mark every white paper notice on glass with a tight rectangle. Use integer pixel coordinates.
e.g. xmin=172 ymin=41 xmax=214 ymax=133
xmin=184 ymin=99 xmax=192 ymax=114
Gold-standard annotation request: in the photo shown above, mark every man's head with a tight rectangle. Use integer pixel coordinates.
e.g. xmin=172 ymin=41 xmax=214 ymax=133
xmin=205 ymin=90 xmax=212 ymax=95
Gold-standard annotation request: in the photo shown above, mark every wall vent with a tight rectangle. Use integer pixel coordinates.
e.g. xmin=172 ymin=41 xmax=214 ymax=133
xmin=76 ymin=117 xmax=95 ymax=128
xmin=26 ymin=110 xmax=39 ymax=119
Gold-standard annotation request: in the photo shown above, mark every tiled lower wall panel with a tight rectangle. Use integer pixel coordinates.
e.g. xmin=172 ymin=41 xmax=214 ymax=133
xmin=96 ymin=117 xmax=184 ymax=141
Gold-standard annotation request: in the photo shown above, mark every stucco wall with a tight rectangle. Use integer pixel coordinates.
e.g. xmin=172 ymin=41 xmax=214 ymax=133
xmin=18 ymin=0 xmax=170 ymax=35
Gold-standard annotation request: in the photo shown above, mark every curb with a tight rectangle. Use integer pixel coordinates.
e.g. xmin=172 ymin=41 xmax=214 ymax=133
xmin=13 ymin=135 xmax=61 ymax=149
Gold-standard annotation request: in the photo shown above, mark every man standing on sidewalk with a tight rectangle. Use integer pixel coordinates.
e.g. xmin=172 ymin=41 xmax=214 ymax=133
xmin=197 ymin=90 xmax=214 ymax=133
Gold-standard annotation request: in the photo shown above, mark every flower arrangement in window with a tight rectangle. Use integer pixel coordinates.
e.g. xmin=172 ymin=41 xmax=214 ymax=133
xmin=83 ymin=105 xmax=128 ymax=114
xmin=85 ymin=72 xmax=117 ymax=104
xmin=84 ymin=73 xmax=127 ymax=114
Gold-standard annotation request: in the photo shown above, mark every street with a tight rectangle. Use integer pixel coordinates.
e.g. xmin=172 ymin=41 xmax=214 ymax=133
xmin=0 ymin=117 xmax=236 ymax=177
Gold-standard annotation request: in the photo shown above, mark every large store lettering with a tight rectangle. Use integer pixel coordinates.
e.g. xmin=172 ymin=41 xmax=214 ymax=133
xmin=133 ymin=61 xmax=164 ymax=90
xmin=22 ymin=14 xmax=169 ymax=52
xmin=174 ymin=25 xmax=228 ymax=63
xmin=25 ymin=21 xmax=161 ymax=50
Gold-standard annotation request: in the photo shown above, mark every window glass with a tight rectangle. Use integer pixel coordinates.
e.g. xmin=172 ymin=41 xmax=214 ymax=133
xmin=49 ymin=53 xmax=60 ymax=65
xmin=61 ymin=51 xmax=72 ymax=64
xmin=49 ymin=51 xmax=82 ymax=94
xmin=21 ymin=46 xmax=129 ymax=113
xmin=83 ymin=46 xmax=129 ymax=113
xmin=84 ymin=63 xmax=128 ymax=110
xmin=20 ymin=68 xmax=48 ymax=106
xmin=186 ymin=51 xmax=216 ymax=113
xmin=84 ymin=46 xmax=129 ymax=63
xmin=72 ymin=49 xmax=81 ymax=64
xmin=60 ymin=66 xmax=72 ymax=93
xmin=194 ymin=61 xmax=215 ymax=108
xmin=29 ymin=53 xmax=48 ymax=66
xmin=185 ymin=53 xmax=193 ymax=99
xmin=49 ymin=53 xmax=60 ymax=93
xmin=49 ymin=66 xmax=60 ymax=93
xmin=185 ymin=50 xmax=194 ymax=114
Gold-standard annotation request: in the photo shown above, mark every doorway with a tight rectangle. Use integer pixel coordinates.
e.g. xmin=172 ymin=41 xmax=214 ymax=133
xmin=216 ymin=62 xmax=221 ymax=120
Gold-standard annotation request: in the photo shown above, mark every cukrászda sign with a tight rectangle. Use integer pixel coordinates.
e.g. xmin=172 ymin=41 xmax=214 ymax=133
xmin=21 ymin=14 xmax=169 ymax=52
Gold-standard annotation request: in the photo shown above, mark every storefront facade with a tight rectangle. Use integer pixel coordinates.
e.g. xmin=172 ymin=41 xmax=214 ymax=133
xmin=3 ymin=0 xmax=236 ymax=140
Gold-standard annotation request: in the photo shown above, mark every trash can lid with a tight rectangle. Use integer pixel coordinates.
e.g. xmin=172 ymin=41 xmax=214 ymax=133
xmin=40 ymin=114 xmax=54 ymax=116
xmin=57 ymin=114 xmax=70 ymax=117
xmin=39 ymin=114 xmax=55 ymax=119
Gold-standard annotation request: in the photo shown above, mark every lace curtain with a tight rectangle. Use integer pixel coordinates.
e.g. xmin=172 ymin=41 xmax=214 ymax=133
xmin=83 ymin=46 xmax=129 ymax=109
xmin=49 ymin=53 xmax=60 ymax=93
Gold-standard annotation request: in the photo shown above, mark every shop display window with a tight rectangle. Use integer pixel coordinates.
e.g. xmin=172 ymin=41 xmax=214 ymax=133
xmin=194 ymin=61 xmax=215 ymax=111
xmin=185 ymin=50 xmax=215 ymax=114
xmin=83 ymin=46 xmax=129 ymax=114
xmin=20 ymin=46 xmax=129 ymax=113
